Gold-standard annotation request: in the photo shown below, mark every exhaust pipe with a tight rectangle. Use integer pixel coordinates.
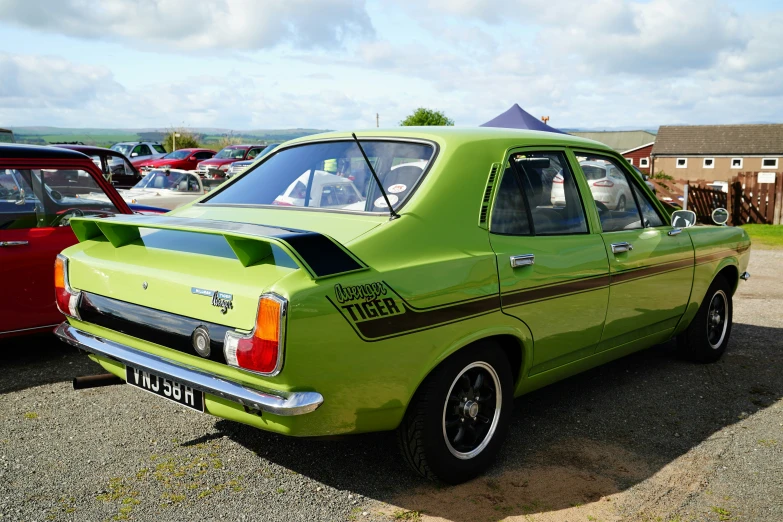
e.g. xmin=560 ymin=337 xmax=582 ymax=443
xmin=73 ymin=373 xmax=125 ymax=390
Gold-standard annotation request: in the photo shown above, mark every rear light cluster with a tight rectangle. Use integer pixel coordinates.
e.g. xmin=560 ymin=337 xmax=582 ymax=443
xmin=54 ymin=255 xmax=81 ymax=319
xmin=224 ymin=294 xmax=286 ymax=375
xmin=592 ymin=179 xmax=614 ymax=187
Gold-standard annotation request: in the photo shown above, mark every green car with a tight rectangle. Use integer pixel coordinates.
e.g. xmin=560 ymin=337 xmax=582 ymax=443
xmin=55 ymin=128 xmax=750 ymax=483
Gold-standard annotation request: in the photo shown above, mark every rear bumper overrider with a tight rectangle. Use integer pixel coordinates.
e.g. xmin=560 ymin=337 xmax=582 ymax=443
xmin=54 ymin=323 xmax=323 ymax=417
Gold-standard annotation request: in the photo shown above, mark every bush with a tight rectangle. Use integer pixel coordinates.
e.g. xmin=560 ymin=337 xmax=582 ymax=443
xmin=163 ymin=129 xmax=201 ymax=152
xmin=400 ymin=108 xmax=454 ymax=126
xmin=214 ymin=132 xmax=244 ymax=149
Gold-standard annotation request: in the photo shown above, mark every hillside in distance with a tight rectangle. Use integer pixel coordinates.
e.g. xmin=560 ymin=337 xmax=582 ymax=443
xmin=7 ymin=126 xmax=331 ymax=148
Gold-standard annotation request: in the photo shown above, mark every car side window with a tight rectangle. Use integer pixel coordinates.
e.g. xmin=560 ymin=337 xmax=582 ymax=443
xmin=187 ymin=175 xmax=200 ymax=192
xmin=490 ymin=151 xmax=588 ymax=236
xmin=575 ymin=153 xmax=645 ymax=232
xmin=35 ymin=169 xmax=119 ymax=226
xmin=139 ymin=145 xmax=152 ymax=156
xmin=131 ymin=145 xmax=143 ymax=157
xmin=631 ymin=181 xmax=664 ymax=227
xmin=194 ymin=152 xmax=213 ymax=160
xmin=246 ymin=148 xmax=262 ymax=160
xmin=106 ymin=157 xmax=135 ymax=178
xmin=0 ymin=169 xmax=37 ymax=229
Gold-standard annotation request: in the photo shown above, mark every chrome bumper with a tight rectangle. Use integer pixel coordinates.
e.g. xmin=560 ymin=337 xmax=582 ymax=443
xmin=55 ymin=323 xmax=323 ymax=416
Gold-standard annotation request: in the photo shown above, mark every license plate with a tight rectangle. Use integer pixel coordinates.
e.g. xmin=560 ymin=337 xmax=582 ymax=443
xmin=125 ymin=366 xmax=204 ymax=412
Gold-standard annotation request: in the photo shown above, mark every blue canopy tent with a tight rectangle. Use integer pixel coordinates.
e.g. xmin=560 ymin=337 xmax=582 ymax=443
xmin=481 ymin=103 xmax=566 ymax=134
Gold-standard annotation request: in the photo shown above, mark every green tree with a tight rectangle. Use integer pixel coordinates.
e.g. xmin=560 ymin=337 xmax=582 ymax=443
xmin=400 ymin=108 xmax=454 ymax=126
xmin=163 ymin=129 xmax=201 ymax=152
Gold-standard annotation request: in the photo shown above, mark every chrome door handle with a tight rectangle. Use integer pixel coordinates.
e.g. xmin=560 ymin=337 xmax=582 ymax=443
xmin=0 ymin=241 xmax=29 ymax=247
xmin=611 ymin=242 xmax=633 ymax=254
xmin=510 ymin=254 xmax=535 ymax=268
xmin=668 ymin=228 xmax=682 ymax=236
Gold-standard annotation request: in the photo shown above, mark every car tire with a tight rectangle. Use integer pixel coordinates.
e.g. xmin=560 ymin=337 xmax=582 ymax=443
xmin=677 ymin=275 xmax=733 ymax=363
xmin=616 ymin=195 xmax=626 ymax=211
xmin=397 ymin=342 xmax=514 ymax=484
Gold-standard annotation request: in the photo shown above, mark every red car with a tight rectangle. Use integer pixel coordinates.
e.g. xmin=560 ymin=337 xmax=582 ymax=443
xmin=0 ymin=144 xmax=139 ymax=338
xmin=134 ymin=148 xmax=216 ymax=172
xmin=197 ymin=144 xmax=268 ymax=179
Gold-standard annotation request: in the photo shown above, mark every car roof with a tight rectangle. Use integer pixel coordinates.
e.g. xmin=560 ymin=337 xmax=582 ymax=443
xmin=282 ymin=127 xmax=611 ymax=151
xmin=0 ymin=143 xmax=90 ymax=160
xmin=51 ymin=144 xmax=125 ymax=157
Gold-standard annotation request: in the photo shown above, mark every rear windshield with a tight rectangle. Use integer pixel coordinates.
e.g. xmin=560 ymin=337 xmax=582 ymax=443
xmin=580 ymin=164 xmax=607 ymax=180
xmin=204 ymin=140 xmax=435 ymax=212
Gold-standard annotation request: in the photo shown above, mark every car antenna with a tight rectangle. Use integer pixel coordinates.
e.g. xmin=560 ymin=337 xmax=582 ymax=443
xmin=351 ymin=133 xmax=399 ymax=220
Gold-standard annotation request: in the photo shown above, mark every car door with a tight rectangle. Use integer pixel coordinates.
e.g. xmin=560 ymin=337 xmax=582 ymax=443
xmin=488 ymin=150 xmax=610 ymax=375
xmin=190 ymin=151 xmax=214 ymax=170
xmin=573 ymin=151 xmax=694 ymax=350
xmin=106 ymin=154 xmax=140 ymax=188
xmin=0 ymin=165 xmax=124 ymax=334
xmin=245 ymin=147 xmax=264 ymax=161
xmin=130 ymin=144 xmax=152 ymax=161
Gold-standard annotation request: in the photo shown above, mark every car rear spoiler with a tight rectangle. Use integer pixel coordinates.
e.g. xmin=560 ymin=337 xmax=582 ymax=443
xmin=69 ymin=215 xmax=368 ymax=280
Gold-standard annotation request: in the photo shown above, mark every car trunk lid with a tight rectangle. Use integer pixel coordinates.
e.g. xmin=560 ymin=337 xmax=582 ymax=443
xmin=66 ymin=211 xmax=378 ymax=331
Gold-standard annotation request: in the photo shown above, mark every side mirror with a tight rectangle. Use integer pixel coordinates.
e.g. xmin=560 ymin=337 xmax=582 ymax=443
xmin=130 ymin=152 xmax=138 ymax=157
xmin=671 ymin=209 xmax=696 ymax=228
xmin=711 ymin=208 xmax=729 ymax=226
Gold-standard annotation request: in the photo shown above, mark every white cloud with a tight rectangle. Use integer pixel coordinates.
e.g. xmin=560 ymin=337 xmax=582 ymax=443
xmin=0 ymin=0 xmax=374 ymax=51
xmin=0 ymin=53 xmax=123 ymax=109
xmin=1 ymin=0 xmax=782 ymax=130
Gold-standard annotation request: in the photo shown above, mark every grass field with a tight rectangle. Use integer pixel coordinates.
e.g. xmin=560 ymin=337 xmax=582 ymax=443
xmin=741 ymin=224 xmax=783 ymax=248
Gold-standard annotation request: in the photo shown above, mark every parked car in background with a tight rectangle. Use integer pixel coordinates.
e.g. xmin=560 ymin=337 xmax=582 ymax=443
xmin=272 ymin=170 xmax=363 ymax=207
xmin=135 ymin=148 xmax=216 ymax=172
xmin=197 ymin=144 xmax=268 ymax=180
xmin=0 ymin=128 xmax=14 ymax=143
xmin=111 ymin=142 xmax=167 ymax=164
xmin=55 ymin=128 xmax=749 ymax=483
xmin=88 ymin=168 xmax=208 ymax=210
xmin=552 ymin=159 xmax=633 ymax=211
xmin=51 ymin=144 xmax=142 ymax=188
xmin=225 ymin=144 xmax=280 ymax=178
xmin=0 ymin=143 xmax=142 ymax=338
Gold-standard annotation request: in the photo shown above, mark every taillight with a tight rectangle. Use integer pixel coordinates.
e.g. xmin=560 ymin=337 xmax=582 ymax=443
xmin=224 ymin=294 xmax=286 ymax=375
xmin=552 ymin=174 xmax=564 ymax=184
xmin=593 ymin=179 xmax=614 ymax=187
xmin=54 ymin=254 xmax=81 ymax=319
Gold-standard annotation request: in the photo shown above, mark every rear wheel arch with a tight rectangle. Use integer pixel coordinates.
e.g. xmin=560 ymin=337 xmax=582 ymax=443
xmin=716 ymin=264 xmax=739 ymax=294
xmin=405 ymin=331 xmax=527 ymax=419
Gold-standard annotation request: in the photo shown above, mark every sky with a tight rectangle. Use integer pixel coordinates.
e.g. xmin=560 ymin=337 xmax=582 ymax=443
xmin=0 ymin=0 xmax=781 ymax=131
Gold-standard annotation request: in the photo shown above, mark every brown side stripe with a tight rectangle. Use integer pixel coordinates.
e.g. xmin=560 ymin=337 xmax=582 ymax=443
xmin=610 ymin=257 xmax=694 ymax=284
xmin=503 ymin=274 xmax=611 ymax=306
xmin=328 ymin=294 xmax=500 ymax=341
xmin=333 ymin=247 xmax=746 ymax=341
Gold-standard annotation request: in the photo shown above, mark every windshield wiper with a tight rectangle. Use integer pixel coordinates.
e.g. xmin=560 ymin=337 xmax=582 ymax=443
xmin=351 ymin=133 xmax=399 ymax=220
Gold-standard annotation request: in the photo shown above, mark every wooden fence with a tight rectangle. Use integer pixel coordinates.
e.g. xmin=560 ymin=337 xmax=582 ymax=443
xmin=728 ymin=172 xmax=783 ymax=225
xmin=688 ymin=184 xmax=728 ymax=224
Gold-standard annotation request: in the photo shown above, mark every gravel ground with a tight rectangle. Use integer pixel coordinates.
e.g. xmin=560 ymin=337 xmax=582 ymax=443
xmin=1 ymin=249 xmax=781 ymax=522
